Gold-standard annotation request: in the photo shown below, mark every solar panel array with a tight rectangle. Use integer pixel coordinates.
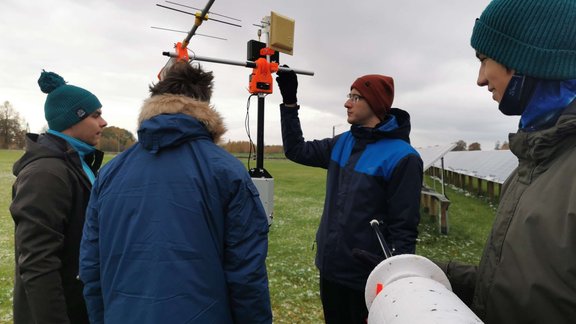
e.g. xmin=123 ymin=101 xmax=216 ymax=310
xmin=416 ymin=146 xmax=519 ymax=184
xmin=415 ymin=144 xmax=456 ymax=171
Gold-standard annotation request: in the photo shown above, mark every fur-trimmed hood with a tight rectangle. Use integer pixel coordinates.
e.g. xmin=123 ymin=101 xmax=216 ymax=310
xmin=136 ymin=94 xmax=227 ymax=154
xmin=138 ymin=94 xmax=226 ymax=143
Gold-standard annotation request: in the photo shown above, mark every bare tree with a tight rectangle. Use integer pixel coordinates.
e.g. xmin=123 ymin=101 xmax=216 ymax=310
xmin=0 ymin=101 xmax=27 ymax=149
xmin=452 ymin=140 xmax=467 ymax=151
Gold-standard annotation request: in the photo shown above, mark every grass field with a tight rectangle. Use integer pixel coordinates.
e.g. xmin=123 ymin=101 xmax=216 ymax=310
xmin=0 ymin=151 xmax=21 ymax=323
xmin=0 ymin=151 xmax=496 ymax=323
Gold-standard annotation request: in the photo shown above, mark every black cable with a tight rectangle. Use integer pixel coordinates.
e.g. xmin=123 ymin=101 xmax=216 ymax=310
xmin=245 ymin=94 xmax=257 ymax=169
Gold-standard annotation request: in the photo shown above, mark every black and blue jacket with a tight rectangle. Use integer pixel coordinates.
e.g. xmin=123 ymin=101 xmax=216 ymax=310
xmin=281 ymin=105 xmax=423 ymax=290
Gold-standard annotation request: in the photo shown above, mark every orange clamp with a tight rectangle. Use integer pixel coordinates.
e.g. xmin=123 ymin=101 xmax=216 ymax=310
xmin=249 ymin=58 xmax=277 ymax=94
xmin=175 ymin=42 xmax=189 ymax=61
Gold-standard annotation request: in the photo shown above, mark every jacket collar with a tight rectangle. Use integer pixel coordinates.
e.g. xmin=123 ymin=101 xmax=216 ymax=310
xmin=350 ymin=108 xmax=412 ymax=143
xmin=137 ymin=94 xmax=227 ymax=154
xmin=510 ymin=100 xmax=576 ymax=183
xmin=138 ymin=94 xmax=226 ymax=143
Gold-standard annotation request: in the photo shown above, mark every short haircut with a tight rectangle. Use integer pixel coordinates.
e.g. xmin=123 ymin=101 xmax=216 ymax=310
xmin=149 ymin=61 xmax=214 ymax=101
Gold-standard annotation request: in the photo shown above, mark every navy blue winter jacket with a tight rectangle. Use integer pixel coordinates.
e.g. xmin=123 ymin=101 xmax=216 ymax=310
xmin=80 ymin=95 xmax=272 ymax=324
xmin=281 ymin=105 xmax=423 ymax=290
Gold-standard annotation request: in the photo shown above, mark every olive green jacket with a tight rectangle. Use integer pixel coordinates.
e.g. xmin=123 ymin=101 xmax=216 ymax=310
xmin=443 ymin=104 xmax=576 ymax=324
xmin=10 ymin=133 xmax=102 ymax=324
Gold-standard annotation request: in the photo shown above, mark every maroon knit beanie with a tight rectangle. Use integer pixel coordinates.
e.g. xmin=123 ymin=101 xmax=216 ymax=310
xmin=351 ymin=74 xmax=394 ymax=120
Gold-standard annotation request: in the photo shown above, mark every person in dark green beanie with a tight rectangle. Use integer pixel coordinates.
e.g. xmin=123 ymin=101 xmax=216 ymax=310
xmin=435 ymin=0 xmax=576 ymax=323
xmin=10 ymin=70 xmax=107 ymax=324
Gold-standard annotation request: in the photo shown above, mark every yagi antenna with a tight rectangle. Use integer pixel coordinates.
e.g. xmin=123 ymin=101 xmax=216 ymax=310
xmin=150 ymin=26 xmax=227 ymax=41
xmin=164 ymin=0 xmax=241 ymax=22
xmin=156 ymin=3 xmax=242 ymax=28
xmin=156 ymin=0 xmax=231 ymax=79
xmin=155 ymin=4 xmax=315 ymax=226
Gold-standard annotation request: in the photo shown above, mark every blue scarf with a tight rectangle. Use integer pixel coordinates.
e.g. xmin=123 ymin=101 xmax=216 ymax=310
xmin=500 ymin=75 xmax=576 ymax=131
xmin=47 ymin=129 xmax=96 ymax=184
xmin=519 ymin=79 xmax=576 ymax=131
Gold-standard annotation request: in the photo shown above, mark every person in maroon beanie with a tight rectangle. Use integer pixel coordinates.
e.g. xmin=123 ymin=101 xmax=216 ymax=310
xmin=276 ymin=71 xmax=423 ymax=324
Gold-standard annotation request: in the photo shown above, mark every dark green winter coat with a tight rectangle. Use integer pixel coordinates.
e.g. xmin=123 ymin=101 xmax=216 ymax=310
xmin=442 ymin=103 xmax=576 ymax=323
xmin=10 ymin=133 xmax=102 ymax=324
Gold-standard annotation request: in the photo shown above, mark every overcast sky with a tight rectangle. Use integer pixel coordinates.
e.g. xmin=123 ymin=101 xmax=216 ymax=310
xmin=1 ymin=0 xmax=517 ymax=150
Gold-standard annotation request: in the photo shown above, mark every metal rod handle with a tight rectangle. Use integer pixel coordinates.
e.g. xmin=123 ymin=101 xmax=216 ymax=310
xmin=370 ymin=219 xmax=393 ymax=259
xmin=162 ymin=52 xmax=315 ymax=76
xmin=192 ymin=55 xmax=255 ymax=68
xmin=192 ymin=55 xmax=314 ymax=76
xmin=277 ymin=65 xmax=315 ymax=76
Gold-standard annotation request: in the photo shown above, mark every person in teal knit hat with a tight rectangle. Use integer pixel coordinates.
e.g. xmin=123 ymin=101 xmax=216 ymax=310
xmin=434 ymin=0 xmax=576 ymax=323
xmin=10 ymin=70 xmax=107 ymax=323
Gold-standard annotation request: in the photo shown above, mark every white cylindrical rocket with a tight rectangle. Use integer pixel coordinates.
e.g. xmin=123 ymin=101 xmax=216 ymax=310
xmin=364 ymin=254 xmax=483 ymax=324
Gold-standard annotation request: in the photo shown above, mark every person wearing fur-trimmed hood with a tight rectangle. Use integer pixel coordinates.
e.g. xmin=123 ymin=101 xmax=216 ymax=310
xmin=79 ymin=61 xmax=272 ymax=324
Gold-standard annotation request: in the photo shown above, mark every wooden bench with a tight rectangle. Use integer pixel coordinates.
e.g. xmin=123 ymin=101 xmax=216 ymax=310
xmin=420 ymin=187 xmax=451 ymax=234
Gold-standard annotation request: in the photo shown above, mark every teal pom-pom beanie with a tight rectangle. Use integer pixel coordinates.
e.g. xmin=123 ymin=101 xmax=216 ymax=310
xmin=471 ymin=0 xmax=576 ymax=80
xmin=38 ymin=70 xmax=102 ymax=131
